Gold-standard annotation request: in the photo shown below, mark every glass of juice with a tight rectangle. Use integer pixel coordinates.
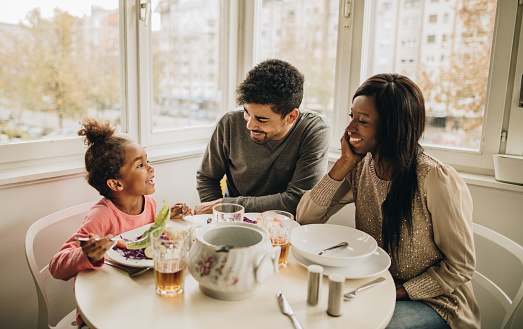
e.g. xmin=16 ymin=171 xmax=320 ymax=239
xmin=151 ymin=227 xmax=189 ymax=296
xmin=261 ymin=210 xmax=293 ymax=269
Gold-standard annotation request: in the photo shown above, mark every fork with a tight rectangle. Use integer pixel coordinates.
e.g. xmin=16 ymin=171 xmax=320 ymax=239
xmin=104 ymin=260 xmax=151 ymax=277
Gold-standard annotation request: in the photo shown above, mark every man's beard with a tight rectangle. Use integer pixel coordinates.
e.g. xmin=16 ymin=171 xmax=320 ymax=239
xmin=250 ymin=121 xmax=287 ymax=144
xmin=250 ymin=130 xmax=269 ymax=144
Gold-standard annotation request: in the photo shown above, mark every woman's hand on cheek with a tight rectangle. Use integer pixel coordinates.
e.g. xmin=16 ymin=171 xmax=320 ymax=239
xmin=340 ymin=130 xmax=364 ymax=165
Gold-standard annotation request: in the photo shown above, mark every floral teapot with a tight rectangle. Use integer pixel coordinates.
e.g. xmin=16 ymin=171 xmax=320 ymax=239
xmin=187 ymin=221 xmax=280 ymax=300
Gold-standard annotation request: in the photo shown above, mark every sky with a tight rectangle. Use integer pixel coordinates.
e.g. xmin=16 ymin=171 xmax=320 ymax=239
xmin=0 ymin=0 xmax=118 ymax=24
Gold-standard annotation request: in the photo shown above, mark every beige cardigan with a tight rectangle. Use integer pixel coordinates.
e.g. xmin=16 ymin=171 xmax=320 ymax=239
xmin=297 ymin=153 xmax=480 ymax=329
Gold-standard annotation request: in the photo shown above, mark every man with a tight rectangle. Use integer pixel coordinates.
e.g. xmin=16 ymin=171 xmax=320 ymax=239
xmin=194 ymin=59 xmax=331 ymax=216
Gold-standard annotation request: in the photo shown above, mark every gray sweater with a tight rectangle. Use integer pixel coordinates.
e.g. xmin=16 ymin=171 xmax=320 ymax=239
xmin=196 ymin=109 xmax=331 ymax=215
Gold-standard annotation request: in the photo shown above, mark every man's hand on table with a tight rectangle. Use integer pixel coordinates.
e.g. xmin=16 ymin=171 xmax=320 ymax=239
xmin=194 ymin=199 xmax=223 ymax=214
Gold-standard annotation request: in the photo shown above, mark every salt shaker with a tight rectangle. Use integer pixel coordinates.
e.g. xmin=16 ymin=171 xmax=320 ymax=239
xmin=327 ymin=273 xmax=345 ymax=317
xmin=307 ymin=265 xmax=323 ymax=306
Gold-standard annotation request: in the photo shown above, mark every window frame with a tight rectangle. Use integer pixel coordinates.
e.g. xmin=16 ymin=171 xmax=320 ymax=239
xmin=1 ymin=0 xmax=521 ymax=182
xmin=505 ymin=3 xmax=523 ymax=156
xmin=135 ymin=0 xmax=239 ymax=152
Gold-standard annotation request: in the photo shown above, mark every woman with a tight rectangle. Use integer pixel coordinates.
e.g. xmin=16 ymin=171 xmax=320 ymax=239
xmin=297 ymin=74 xmax=479 ymax=328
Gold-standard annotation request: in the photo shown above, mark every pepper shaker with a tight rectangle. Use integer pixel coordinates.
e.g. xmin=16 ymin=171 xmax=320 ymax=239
xmin=327 ymin=273 xmax=345 ymax=317
xmin=307 ymin=264 xmax=323 ymax=306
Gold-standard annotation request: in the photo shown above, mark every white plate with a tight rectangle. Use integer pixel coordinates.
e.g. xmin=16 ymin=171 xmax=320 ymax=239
xmin=291 ymin=246 xmax=391 ymax=279
xmin=105 ymin=223 xmax=155 ymax=268
xmin=291 ymin=224 xmax=377 ymax=267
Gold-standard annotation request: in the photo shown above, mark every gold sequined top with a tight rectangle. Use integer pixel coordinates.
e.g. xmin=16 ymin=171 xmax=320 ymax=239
xmin=297 ymin=153 xmax=480 ymax=329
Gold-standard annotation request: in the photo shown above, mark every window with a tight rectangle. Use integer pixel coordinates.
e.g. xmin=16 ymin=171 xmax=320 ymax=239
xmin=403 ymin=17 xmax=420 ymax=26
xmin=382 ymin=2 xmax=393 ymax=11
xmin=151 ymin=0 xmax=222 ymax=131
xmin=356 ymin=0 xmax=517 ymax=174
xmin=405 ymin=0 xmax=421 ymax=8
xmin=400 ymin=58 xmax=417 ymax=65
xmin=252 ymin=0 xmax=339 ymax=121
xmin=1 ymin=0 xmax=521 ymax=179
xmin=402 ymin=37 xmax=418 ymax=47
xmin=1 ymin=1 xmax=121 ymax=168
xmin=1 ymin=0 xmax=229 ymax=173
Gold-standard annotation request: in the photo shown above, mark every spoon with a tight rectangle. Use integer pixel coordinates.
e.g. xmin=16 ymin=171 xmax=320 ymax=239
xmin=317 ymin=241 xmax=349 ymax=255
xmin=343 ymin=277 xmax=386 ymax=300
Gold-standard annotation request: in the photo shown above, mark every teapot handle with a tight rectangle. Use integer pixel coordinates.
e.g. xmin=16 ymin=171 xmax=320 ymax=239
xmin=255 ymin=246 xmax=280 ymax=284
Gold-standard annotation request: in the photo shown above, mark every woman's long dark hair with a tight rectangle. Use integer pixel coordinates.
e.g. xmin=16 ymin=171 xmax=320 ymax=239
xmin=353 ymin=73 xmax=425 ymax=258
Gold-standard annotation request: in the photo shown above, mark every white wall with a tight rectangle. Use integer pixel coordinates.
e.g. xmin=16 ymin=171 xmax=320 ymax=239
xmin=1 ymin=155 xmax=522 ymax=328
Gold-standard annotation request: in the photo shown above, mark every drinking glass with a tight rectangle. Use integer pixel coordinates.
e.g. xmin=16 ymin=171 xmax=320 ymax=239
xmin=212 ymin=203 xmax=244 ymax=222
xmin=151 ymin=227 xmax=189 ymax=296
xmin=261 ymin=210 xmax=293 ymax=268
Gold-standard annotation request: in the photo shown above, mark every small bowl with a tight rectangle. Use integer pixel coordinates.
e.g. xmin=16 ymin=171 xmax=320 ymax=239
xmin=291 ymin=224 xmax=377 ymax=267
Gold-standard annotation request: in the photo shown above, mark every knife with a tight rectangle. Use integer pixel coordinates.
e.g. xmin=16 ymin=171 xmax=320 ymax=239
xmin=277 ymin=291 xmax=304 ymax=329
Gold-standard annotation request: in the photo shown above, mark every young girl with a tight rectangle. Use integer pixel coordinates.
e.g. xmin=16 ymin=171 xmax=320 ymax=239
xmin=49 ymin=118 xmax=191 ymax=326
xmin=297 ymin=74 xmax=479 ymax=329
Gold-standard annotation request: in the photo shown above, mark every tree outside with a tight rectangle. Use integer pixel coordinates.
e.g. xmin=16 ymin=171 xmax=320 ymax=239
xmin=0 ymin=6 xmax=120 ymax=143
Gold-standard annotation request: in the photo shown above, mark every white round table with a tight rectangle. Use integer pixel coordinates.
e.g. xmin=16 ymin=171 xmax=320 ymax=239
xmin=75 ymin=251 xmax=396 ymax=329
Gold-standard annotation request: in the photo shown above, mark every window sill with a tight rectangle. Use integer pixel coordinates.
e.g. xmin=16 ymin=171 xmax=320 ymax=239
xmin=0 ymin=143 xmax=207 ymax=189
xmin=2 ymin=148 xmax=521 ymax=193
xmin=459 ymin=172 xmax=523 ymax=193
xmin=327 ymin=152 xmax=523 ymax=193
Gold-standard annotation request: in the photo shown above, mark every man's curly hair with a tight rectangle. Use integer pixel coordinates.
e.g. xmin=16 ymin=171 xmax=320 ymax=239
xmin=236 ymin=59 xmax=304 ymax=117
xmin=77 ymin=118 xmax=130 ymax=198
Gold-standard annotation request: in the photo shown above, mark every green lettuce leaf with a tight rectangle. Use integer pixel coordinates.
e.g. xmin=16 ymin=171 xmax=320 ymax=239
xmin=126 ymin=200 xmax=171 ymax=250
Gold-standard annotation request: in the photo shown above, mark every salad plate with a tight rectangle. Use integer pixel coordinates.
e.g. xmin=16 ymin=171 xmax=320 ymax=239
xmin=105 ymin=214 xmax=279 ymax=268
xmin=105 ymin=223 xmax=156 ymax=268
xmin=291 ymin=246 xmax=391 ymax=279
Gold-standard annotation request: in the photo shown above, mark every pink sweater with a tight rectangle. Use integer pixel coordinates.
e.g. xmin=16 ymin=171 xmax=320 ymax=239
xmin=49 ymin=196 xmax=157 ymax=281
xmin=49 ymin=196 xmax=156 ymax=326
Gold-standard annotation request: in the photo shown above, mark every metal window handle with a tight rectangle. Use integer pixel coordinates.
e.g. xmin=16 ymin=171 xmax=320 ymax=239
xmin=140 ymin=0 xmax=151 ymax=27
xmin=344 ymin=0 xmax=352 ymax=18
xmin=343 ymin=0 xmax=353 ymax=29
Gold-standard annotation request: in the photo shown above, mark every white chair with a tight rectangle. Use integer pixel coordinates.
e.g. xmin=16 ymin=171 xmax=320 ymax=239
xmin=25 ymin=201 xmax=96 ymax=329
xmin=472 ymin=223 xmax=523 ymax=329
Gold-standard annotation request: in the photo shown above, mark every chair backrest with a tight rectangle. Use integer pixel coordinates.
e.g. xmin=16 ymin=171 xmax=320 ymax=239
xmin=25 ymin=201 xmax=96 ymax=329
xmin=472 ymin=223 xmax=523 ymax=329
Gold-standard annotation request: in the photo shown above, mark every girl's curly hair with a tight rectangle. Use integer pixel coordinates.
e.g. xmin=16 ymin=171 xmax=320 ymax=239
xmin=78 ymin=118 xmax=130 ymax=198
